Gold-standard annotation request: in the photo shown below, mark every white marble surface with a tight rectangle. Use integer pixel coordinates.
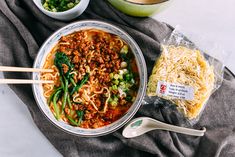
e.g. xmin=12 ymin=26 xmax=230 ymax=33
xmin=0 ymin=0 xmax=235 ymax=156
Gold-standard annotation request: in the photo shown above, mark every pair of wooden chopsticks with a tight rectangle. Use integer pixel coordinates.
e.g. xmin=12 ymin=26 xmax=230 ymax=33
xmin=0 ymin=66 xmax=54 ymax=84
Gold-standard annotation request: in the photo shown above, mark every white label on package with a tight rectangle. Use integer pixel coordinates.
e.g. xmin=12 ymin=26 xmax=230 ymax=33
xmin=156 ymin=81 xmax=194 ymax=100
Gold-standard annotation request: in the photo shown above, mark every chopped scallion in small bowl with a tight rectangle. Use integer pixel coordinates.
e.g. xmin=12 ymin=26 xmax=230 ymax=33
xmin=42 ymin=0 xmax=80 ymax=12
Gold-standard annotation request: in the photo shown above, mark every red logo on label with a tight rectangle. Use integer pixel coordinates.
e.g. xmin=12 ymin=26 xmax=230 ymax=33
xmin=160 ymin=84 xmax=167 ymax=94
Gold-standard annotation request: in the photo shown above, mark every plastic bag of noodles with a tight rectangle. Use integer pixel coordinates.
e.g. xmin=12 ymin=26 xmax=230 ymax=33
xmin=146 ymin=28 xmax=225 ymax=123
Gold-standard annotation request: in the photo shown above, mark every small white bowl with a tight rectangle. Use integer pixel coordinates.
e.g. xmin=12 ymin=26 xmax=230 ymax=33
xmin=33 ymin=0 xmax=90 ymax=21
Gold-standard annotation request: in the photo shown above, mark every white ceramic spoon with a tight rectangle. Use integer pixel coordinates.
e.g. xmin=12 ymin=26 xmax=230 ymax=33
xmin=122 ymin=117 xmax=206 ymax=138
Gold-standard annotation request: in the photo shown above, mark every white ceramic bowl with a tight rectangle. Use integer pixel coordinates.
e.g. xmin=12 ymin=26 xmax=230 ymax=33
xmin=32 ymin=20 xmax=147 ymax=137
xmin=33 ymin=0 xmax=90 ymax=21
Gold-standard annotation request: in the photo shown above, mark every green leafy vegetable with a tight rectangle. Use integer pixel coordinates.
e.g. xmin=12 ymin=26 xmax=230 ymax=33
xmin=54 ymin=52 xmax=74 ymax=78
xmin=54 ymin=52 xmax=75 ymax=113
xmin=124 ymin=73 xmax=134 ymax=82
xmin=61 ymin=77 xmax=68 ymax=112
xmin=120 ymin=53 xmax=128 ymax=61
xmin=66 ymin=115 xmax=79 ymax=126
xmin=53 ymin=89 xmax=62 ymax=120
xmin=125 ymin=95 xmax=132 ymax=102
xmin=67 ymin=95 xmax=72 ymax=109
xmin=70 ymin=77 xmax=76 ymax=87
xmin=76 ymin=110 xmax=84 ymax=125
xmin=48 ymin=86 xmax=63 ymax=104
xmin=70 ymin=73 xmax=89 ymax=95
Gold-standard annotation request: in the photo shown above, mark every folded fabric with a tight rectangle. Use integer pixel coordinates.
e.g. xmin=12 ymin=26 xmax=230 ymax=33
xmin=0 ymin=0 xmax=235 ymax=156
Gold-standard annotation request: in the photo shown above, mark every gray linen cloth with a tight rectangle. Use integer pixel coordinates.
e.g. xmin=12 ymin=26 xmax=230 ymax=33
xmin=0 ymin=0 xmax=235 ymax=156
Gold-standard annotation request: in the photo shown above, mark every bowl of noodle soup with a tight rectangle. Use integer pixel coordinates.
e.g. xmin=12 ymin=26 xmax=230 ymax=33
xmin=32 ymin=20 xmax=147 ymax=136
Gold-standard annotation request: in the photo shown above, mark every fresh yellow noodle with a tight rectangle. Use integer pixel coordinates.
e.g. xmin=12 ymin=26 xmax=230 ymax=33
xmin=102 ymin=87 xmax=111 ymax=113
xmin=43 ymin=84 xmax=54 ymax=98
xmin=114 ymin=37 xmax=124 ymax=48
xmin=147 ymin=45 xmax=215 ymax=119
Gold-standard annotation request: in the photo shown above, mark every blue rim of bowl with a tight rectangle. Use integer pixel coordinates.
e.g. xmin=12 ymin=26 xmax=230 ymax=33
xmin=123 ymin=0 xmax=169 ymax=5
xmin=32 ymin=20 xmax=147 ymax=137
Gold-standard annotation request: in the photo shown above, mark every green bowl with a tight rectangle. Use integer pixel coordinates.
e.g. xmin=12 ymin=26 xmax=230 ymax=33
xmin=107 ymin=0 xmax=172 ymax=17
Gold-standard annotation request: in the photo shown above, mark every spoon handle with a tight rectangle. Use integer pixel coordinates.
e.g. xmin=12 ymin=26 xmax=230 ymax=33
xmin=150 ymin=118 xmax=206 ymax=136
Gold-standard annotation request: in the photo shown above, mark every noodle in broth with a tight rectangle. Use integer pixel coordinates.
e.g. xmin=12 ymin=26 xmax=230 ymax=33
xmin=41 ymin=29 xmax=139 ymax=128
